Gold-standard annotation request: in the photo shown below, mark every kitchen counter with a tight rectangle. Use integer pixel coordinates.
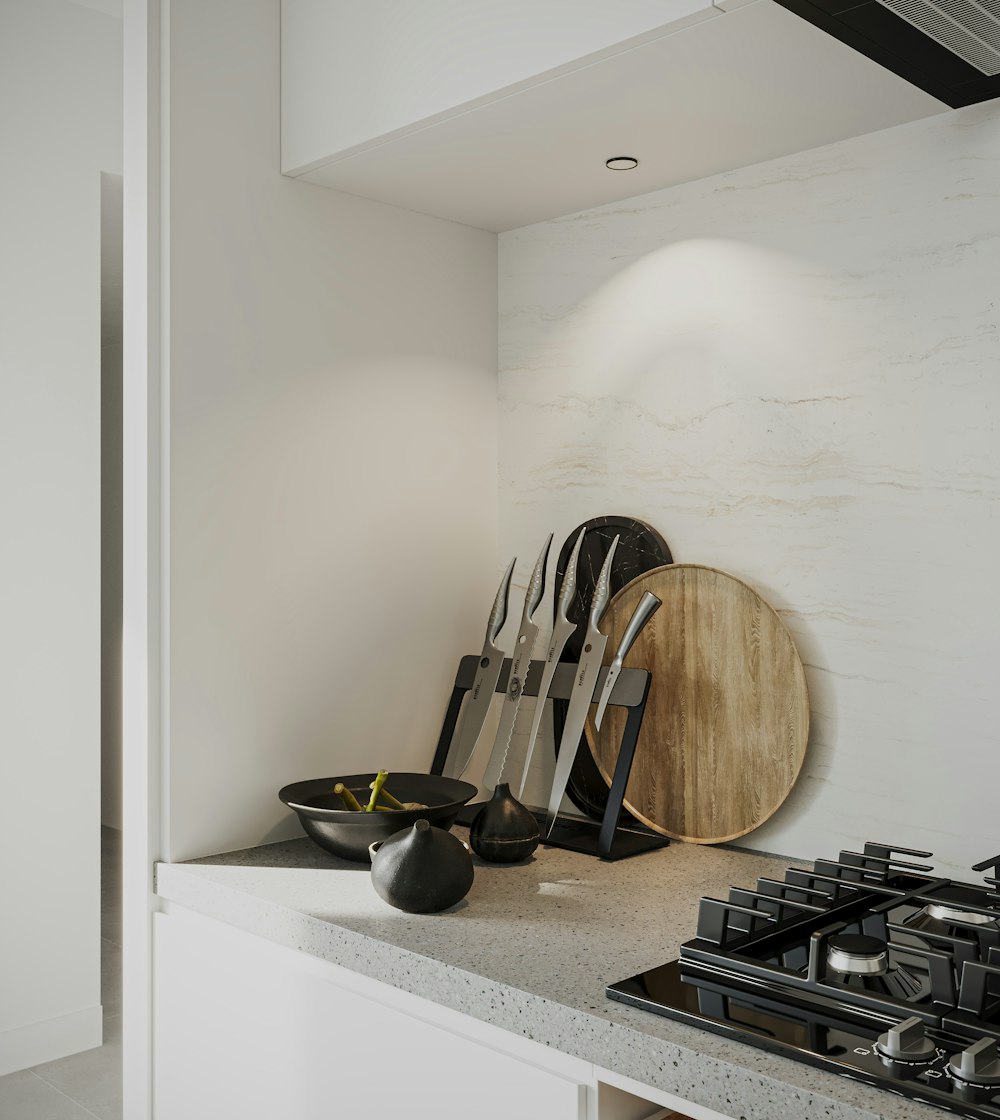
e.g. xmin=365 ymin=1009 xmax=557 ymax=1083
xmin=156 ymin=832 xmax=943 ymax=1120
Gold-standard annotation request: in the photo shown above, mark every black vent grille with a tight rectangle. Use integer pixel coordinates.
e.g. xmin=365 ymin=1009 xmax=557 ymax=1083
xmin=876 ymin=0 xmax=1000 ymax=74
xmin=775 ymin=0 xmax=1000 ymax=105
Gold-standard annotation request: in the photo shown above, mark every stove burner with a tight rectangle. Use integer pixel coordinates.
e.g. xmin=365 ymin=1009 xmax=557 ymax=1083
xmin=827 ymin=933 xmax=889 ymax=976
xmin=908 ymin=884 xmax=1000 ymax=939
xmin=924 ymin=902 xmax=997 ymax=926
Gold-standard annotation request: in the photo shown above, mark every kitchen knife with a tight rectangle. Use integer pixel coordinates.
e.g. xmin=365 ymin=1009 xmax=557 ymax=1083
xmin=446 ymin=556 xmax=516 ymax=779
xmin=516 ymin=527 xmax=585 ymax=801
xmin=489 ymin=533 xmax=553 ymax=784
xmin=543 ymin=535 xmax=619 ymax=836
xmin=592 ymin=591 xmax=662 ymax=731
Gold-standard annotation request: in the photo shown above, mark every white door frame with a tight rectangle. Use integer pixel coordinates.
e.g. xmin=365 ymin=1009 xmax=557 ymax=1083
xmin=122 ymin=2 xmax=165 ymax=1117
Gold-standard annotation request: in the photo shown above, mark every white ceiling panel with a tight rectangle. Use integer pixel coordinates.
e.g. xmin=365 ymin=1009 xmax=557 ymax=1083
xmin=295 ymin=1 xmax=947 ymax=231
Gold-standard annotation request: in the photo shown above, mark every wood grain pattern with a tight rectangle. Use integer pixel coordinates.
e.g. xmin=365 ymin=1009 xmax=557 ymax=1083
xmin=588 ymin=565 xmax=809 ymax=844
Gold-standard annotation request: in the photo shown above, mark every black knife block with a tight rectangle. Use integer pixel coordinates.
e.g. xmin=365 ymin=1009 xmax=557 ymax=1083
xmin=430 ymin=655 xmax=668 ymax=861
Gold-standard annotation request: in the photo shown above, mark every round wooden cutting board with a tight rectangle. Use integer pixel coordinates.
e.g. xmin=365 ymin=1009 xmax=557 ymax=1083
xmin=588 ymin=564 xmax=809 ymax=844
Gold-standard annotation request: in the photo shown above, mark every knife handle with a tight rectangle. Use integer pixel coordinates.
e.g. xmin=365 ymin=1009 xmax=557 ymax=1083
xmin=615 ymin=591 xmax=661 ymax=663
xmin=486 ymin=557 xmax=516 ymax=645
xmin=524 ymin=532 xmax=553 ymax=623
xmin=556 ymin=528 xmax=586 ymax=625
xmin=588 ymin=535 xmax=620 ymax=631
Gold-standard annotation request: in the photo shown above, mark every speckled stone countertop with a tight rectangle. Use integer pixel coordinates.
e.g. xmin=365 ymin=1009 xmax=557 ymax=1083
xmin=156 ymin=834 xmax=943 ymax=1120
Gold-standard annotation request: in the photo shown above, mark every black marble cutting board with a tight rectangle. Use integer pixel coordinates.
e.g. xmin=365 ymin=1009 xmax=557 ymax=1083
xmin=552 ymin=516 xmax=672 ymax=823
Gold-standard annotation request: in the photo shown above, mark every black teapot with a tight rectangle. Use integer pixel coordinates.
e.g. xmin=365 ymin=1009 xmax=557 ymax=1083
xmin=369 ymin=819 xmax=474 ymax=913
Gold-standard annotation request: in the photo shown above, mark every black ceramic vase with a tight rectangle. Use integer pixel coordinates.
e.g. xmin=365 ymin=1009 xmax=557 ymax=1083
xmin=469 ymin=783 xmax=540 ymax=864
xmin=369 ymin=819 xmax=474 ymax=913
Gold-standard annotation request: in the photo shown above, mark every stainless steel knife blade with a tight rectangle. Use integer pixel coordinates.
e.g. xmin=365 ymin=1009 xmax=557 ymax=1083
xmin=516 ymin=527 xmax=585 ymax=801
xmin=487 ymin=533 xmax=553 ymax=784
xmin=445 ymin=556 xmax=516 ymax=779
xmin=592 ymin=590 xmax=661 ymax=731
xmin=543 ymin=535 xmax=620 ymax=836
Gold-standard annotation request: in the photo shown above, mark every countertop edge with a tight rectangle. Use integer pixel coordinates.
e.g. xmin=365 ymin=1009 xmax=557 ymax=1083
xmin=155 ymin=860 xmax=887 ymax=1120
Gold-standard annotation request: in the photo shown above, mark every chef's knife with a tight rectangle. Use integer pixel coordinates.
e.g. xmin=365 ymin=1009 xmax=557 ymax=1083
xmin=516 ymin=527 xmax=585 ymax=801
xmin=446 ymin=556 xmax=516 ymax=779
xmin=544 ymin=535 xmax=619 ymax=836
xmin=489 ymin=533 xmax=553 ymax=784
xmin=592 ymin=591 xmax=662 ymax=731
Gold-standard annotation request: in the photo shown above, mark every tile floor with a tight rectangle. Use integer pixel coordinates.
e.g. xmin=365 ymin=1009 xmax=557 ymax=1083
xmin=0 ymin=827 xmax=123 ymax=1119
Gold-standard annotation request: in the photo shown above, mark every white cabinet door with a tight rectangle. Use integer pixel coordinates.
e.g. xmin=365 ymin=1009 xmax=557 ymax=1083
xmin=154 ymin=909 xmax=587 ymax=1120
xmin=281 ymin=0 xmax=716 ymax=172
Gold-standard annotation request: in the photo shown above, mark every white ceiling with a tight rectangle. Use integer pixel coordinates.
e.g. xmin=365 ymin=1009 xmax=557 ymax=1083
xmin=297 ymin=0 xmax=947 ymax=232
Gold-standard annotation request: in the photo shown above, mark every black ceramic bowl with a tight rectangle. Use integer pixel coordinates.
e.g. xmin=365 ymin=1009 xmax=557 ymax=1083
xmin=278 ymin=773 xmax=477 ymax=863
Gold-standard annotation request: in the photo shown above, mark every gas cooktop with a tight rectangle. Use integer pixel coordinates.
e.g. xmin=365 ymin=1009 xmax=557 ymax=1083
xmin=608 ymin=842 xmax=1000 ymax=1119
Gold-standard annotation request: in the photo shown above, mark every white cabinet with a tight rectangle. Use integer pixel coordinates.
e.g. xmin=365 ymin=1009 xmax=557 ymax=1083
xmin=280 ymin=0 xmax=716 ymax=174
xmin=279 ymin=0 xmax=721 ymax=232
xmin=153 ymin=908 xmax=589 ymax=1120
xmin=152 ymin=904 xmax=740 ymax=1120
xmin=278 ymin=0 xmax=943 ymax=232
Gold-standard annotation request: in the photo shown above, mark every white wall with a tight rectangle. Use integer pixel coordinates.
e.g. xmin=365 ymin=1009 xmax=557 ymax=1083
xmin=165 ymin=0 xmax=498 ymax=861
xmin=499 ymin=101 xmax=1000 ymax=879
xmin=280 ymin=0 xmax=713 ymax=174
xmin=0 ymin=0 xmax=121 ymax=1073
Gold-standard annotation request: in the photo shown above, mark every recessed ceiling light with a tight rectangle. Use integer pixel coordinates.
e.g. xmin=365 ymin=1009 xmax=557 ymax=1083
xmin=606 ymin=156 xmax=638 ymax=171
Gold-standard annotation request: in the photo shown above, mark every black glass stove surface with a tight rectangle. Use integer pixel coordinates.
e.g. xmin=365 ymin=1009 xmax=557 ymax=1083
xmin=608 ymin=842 xmax=1000 ymax=1119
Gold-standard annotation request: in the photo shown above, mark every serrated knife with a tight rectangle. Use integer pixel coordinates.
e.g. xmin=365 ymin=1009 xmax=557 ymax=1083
xmin=593 ymin=591 xmax=661 ymax=731
xmin=543 ymin=535 xmax=620 ymax=836
xmin=446 ymin=556 xmax=516 ymax=779
xmin=489 ymin=533 xmax=553 ymax=783
xmin=516 ymin=527 xmax=585 ymax=801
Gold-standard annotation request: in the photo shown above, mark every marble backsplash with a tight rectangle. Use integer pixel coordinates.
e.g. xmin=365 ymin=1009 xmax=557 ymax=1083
xmin=492 ymin=99 xmax=1000 ymax=879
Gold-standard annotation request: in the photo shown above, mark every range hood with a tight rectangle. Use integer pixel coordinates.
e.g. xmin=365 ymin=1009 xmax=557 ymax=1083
xmin=777 ymin=0 xmax=1000 ymax=104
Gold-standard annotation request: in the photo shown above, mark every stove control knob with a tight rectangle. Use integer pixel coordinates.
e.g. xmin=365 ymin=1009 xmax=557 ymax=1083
xmin=876 ymin=1017 xmax=936 ymax=1063
xmin=949 ymin=1038 xmax=1000 ymax=1086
